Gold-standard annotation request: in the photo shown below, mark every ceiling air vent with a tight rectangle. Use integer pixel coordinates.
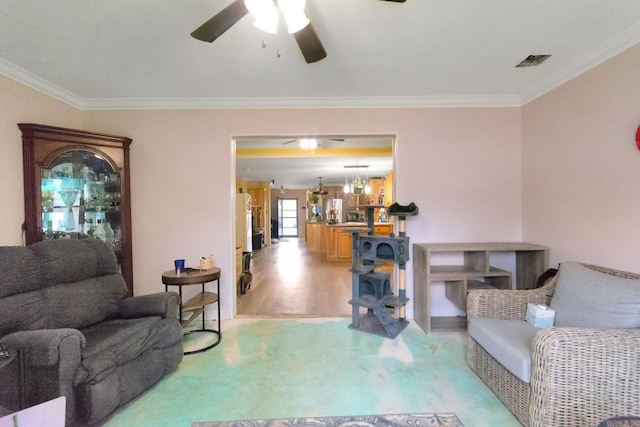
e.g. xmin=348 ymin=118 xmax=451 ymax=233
xmin=516 ymin=54 xmax=551 ymax=68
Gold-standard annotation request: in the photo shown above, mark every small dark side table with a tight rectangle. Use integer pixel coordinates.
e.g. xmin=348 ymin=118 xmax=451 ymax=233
xmin=162 ymin=267 xmax=221 ymax=354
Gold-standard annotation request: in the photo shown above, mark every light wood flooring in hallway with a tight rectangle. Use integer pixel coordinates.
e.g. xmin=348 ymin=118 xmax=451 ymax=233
xmin=237 ymin=238 xmax=390 ymax=317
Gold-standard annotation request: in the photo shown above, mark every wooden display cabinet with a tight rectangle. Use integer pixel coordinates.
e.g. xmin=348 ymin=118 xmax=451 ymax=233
xmin=19 ymin=123 xmax=134 ymax=295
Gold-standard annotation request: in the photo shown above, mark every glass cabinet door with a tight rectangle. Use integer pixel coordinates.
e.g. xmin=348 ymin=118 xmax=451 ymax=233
xmin=41 ymin=150 xmax=122 ymax=249
xmin=20 ymin=123 xmax=133 ymax=295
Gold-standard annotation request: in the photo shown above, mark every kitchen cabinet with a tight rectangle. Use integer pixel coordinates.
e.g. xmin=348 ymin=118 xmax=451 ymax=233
xmin=373 ymin=223 xmax=393 ymax=236
xmin=19 ymin=123 xmax=134 ymax=294
xmin=368 ymin=178 xmax=385 ymax=206
xmin=337 ymin=230 xmax=353 ymax=259
xmin=305 ymin=222 xmax=326 ymax=251
xmin=326 ymin=224 xmax=391 ymax=261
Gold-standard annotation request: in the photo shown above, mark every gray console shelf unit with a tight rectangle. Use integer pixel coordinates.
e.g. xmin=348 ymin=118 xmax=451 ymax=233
xmin=412 ymin=242 xmax=549 ymax=333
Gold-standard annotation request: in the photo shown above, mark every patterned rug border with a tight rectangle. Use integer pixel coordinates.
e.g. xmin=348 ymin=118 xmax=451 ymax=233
xmin=192 ymin=413 xmax=464 ymax=427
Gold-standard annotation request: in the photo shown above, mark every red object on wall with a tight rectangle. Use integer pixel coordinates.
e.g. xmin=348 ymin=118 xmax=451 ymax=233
xmin=636 ymin=124 xmax=640 ymax=151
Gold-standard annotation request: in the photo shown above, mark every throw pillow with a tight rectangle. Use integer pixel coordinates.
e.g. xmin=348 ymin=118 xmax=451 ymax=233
xmin=550 ymin=261 xmax=640 ymax=328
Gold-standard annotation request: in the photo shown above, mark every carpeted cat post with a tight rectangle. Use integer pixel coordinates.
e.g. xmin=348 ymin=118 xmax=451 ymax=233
xmin=348 ymin=202 xmax=419 ymax=338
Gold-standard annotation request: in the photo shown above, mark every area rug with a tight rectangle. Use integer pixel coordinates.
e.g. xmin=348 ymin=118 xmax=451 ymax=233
xmin=192 ymin=413 xmax=464 ymax=427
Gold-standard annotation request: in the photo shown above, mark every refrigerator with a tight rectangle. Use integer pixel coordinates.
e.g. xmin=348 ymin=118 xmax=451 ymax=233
xmin=236 ymin=193 xmax=253 ymax=252
xmin=323 ymin=198 xmax=344 ymax=223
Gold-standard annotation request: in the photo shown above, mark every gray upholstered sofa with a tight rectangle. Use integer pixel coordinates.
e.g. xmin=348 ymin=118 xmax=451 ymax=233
xmin=467 ymin=261 xmax=640 ymax=426
xmin=0 ymin=239 xmax=183 ymax=426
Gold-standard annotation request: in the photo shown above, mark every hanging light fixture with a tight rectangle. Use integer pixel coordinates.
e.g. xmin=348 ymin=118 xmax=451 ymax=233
xmin=343 ymin=165 xmax=370 ymax=195
xmin=280 ymin=185 xmax=285 ymax=194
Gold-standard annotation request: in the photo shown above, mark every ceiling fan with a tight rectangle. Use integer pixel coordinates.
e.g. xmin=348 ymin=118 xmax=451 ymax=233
xmin=191 ymin=0 xmax=407 ymax=64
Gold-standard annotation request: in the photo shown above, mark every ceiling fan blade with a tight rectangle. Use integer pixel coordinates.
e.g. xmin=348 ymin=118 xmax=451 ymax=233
xmin=293 ymin=23 xmax=327 ymax=64
xmin=191 ymin=0 xmax=249 ymax=43
xmin=378 ymin=0 xmax=407 ymax=2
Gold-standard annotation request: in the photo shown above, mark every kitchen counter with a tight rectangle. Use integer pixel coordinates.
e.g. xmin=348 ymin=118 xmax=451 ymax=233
xmin=325 ymin=222 xmax=391 ymax=227
xmin=325 ymin=222 xmax=394 ymax=261
xmin=305 ymin=222 xmax=326 ymax=251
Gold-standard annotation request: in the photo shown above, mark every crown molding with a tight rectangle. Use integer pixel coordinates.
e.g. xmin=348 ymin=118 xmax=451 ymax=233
xmin=2 ymin=21 xmax=639 ymax=111
xmin=0 ymin=58 xmax=84 ymax=109
xmin=77 ymin=94 xmax=522 ymax=110
xmin=0 ymin=58 xmax=521 ymax=110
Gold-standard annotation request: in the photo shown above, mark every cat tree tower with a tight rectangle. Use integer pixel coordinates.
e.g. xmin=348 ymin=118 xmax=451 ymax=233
xmin=347 ymin=202 xmax=419 ymax=338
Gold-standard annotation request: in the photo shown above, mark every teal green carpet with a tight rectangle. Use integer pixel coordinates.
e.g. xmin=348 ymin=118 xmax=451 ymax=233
xmin=102 ymin=318 xmax=520 ymax=427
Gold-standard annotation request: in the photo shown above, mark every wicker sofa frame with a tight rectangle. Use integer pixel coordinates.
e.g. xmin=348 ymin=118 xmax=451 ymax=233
xmin=467 ymin=263 xmax=640 ymax=427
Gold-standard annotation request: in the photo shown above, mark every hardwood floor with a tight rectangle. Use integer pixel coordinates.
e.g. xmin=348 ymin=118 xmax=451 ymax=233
xmin=235 ymin=238 xmax=468 ymax=330
xmin=237 ymin=237 xmax=389 ymax=317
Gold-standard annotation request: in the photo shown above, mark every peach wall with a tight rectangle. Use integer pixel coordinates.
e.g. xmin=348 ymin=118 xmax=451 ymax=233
xmin=81 ymin=107 xmax=522 ymax=319
xmin=522 ymin=43 xmax=640 ymax=272
xmin=0 ymin=75 xmax=82 ymax=244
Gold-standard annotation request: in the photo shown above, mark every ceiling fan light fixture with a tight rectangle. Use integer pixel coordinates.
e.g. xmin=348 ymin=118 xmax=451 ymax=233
xmin=279 ymin=0 xmax=310 ymax=34
xmin=245 ymin=0 xmax=278 ymax=34
xmin=300 ymin=138 xmax=317 ymax=149
xmin=284 ymin=11 xmax=310 ymax=33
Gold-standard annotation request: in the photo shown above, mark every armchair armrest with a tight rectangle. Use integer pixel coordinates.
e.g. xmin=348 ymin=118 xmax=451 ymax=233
xmin=119 ymin=292 xmax=179 ymax=320
xmin=530 ymin=327 xmax=640 ymax=427
xmin=0 ymin=329 xmax=84 ymax=415
xmin=0 ymin=328 xmax=85 ymax=366
xmin=467 ymin=276 xmax=557 ymax=321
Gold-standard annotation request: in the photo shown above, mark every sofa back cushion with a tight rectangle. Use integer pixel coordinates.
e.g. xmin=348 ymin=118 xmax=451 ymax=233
xmin=0 ymin=290 xmax=48 ymax=336
xmin=0 ymin=239 xmax=127 ymax=335
xmin=30 ymin=239 xmax=119 ymax=286
xmin=45 ymin=274 xmax=127 ymax=329
xmin=550 ymin=261 xmax=640 ymax=328
xmin=0 ymin=246 xmax=41 ymax=298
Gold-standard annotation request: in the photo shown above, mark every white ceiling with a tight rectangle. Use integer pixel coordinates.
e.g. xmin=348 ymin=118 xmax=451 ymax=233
xmin=1 ymin=1 xmax=639 ymax=188
xmin=1 ymin=1 xmax=639 ymax=110
xmin=236 ymin=136 xmax=393 ymax=189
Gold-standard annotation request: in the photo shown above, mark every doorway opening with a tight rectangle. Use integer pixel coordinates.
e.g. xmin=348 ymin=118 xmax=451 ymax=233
xmin=234 ymin=134 xmax=395 ymax=318
xmin=278 ymin=198 xmax=299 ymax=237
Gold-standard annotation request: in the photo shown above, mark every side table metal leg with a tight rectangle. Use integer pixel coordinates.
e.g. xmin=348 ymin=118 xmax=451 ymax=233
xmin=17 ymin=347 xmax=25 ymax=410
xmin=201 ymin=282 xmax=206 ymax=330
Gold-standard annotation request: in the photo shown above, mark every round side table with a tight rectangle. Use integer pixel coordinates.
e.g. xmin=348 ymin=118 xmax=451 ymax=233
xmin=162 ymin=267 xmax=221 ymax=354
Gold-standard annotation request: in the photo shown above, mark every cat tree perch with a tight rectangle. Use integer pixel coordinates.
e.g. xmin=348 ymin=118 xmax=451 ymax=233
xmin=347 ymin=202 xmax=419 ymax=338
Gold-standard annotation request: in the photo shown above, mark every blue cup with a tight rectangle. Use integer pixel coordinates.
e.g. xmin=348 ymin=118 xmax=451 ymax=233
xmin=174 ymin=259 xmax=185 ymax=274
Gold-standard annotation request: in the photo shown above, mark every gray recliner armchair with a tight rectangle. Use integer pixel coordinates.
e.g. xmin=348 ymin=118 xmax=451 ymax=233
xmin=0 ymin=239 xmax=183 ymax=426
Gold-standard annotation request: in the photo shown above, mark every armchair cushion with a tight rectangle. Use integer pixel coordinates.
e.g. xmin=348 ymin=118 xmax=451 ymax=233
xmin=468 ymin=318 xmax=539 ymax=383
xmin=550 ymin=261 xmax=640 ymax=328
xmin=76 ymin=316 xmax=180 ymax=384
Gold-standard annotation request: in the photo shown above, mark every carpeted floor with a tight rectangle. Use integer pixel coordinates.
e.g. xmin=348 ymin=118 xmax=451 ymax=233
xmin=102 ymin=318 xmax=520 ymax=427
xmin=192 ymin=413 xmax=464 ymax=427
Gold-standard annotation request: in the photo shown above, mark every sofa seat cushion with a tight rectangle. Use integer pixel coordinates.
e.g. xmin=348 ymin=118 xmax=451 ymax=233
xmin=550 ymin=261 xmax=640 ymax=328
xmin=468 ymin=318 xmax=539 ymax=383
xmin=75 ymin=316 xmax=182 ymax=384
xmin=45 ymin=274 xmax=127 ymax=330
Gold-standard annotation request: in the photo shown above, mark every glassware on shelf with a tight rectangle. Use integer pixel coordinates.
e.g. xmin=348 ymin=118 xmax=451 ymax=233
xmin=84 ymin=181 xmax=105 ymax=211
xmin=94 ymin=219 xmax=107 ymax=244
xmin=104 ymin=220 xmax=115 ymax=248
